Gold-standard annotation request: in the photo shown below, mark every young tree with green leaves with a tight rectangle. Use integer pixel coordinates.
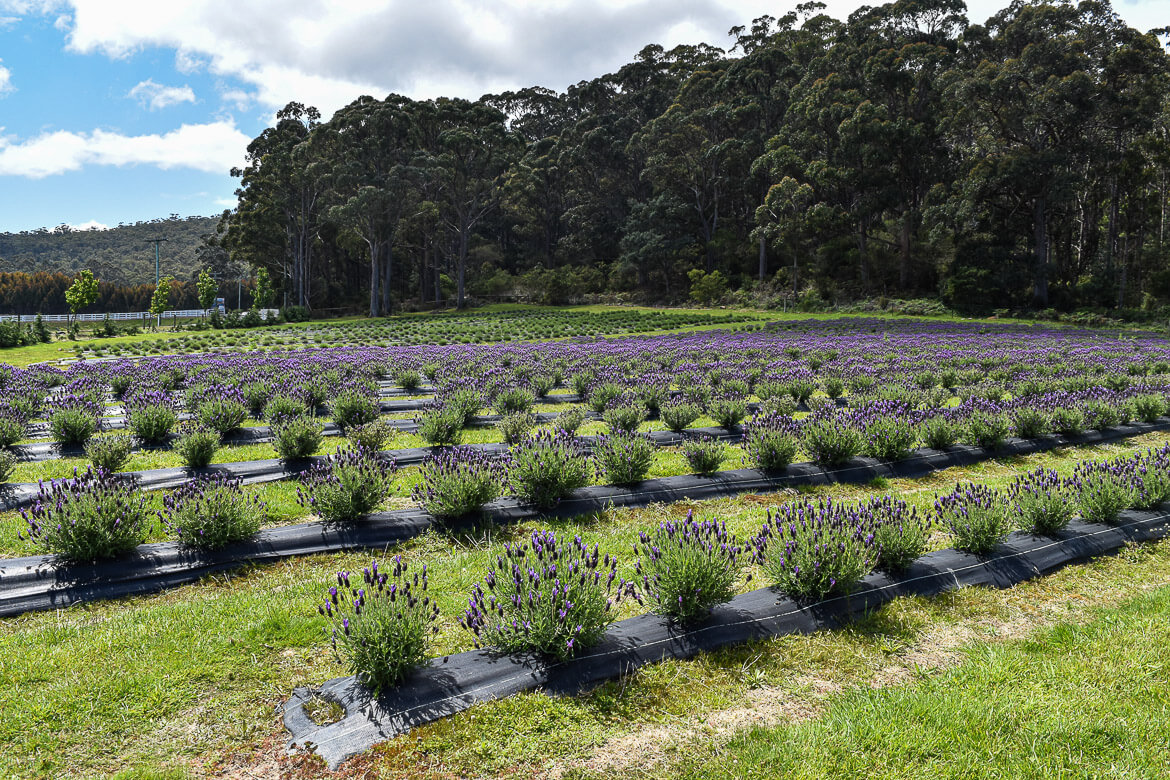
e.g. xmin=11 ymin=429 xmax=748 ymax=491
xmin=64 ymin=270 xmax=99 ymax=324
xmin=196 ymin=269 xmax=218 ymax=311
xmin=150 ymin=276 xmax=173 ymax=328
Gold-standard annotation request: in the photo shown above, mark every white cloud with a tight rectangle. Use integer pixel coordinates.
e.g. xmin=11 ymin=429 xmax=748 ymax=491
xmin=0 ymin=120 xmax=250 ymax=178
xmin=127 ymin=78 xmax=196 ymax=110
xmin=7 ymin=0 xmax=1165 ymax=122
xmin=69 ymin=219 xmax=108 ymax=230
xmin=0 ymin=61 xmax=11 ymax=96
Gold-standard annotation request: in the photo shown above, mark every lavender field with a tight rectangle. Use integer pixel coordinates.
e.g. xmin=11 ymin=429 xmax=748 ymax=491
xmin=1 ymin=313 xmax=1169 ymax=777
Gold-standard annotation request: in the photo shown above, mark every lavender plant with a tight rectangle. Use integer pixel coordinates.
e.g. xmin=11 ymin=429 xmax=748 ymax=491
xmin=660 ymin=401 xmax=700 ymax=433
xmin=84 ymin=433 xmax=133 ymax=472
xmin=493 ymin=387 xmax=536 ymax=415
xmin=742 ymin=414 xmax=799 ymax=470
xmin=682 ymin=435 xmax=727 ymax=475
xmin=860 ymin=416 xmax=917 ymax=461
xmin=963 ymin=412 xmax=1010 ymax=450
xmin=1130 ymin=447 xmax=1170 ymax=509
xmin=174 ymin=425 xmax=220 ymax=468
xmin=1072 ymin=461 xmax=1136 ymax=525
xmin=752 ymin=498 xmax=878 ymax=600
xmin=708 ymin=395 xmax=748 ymax=430
xmin=319 ymin=557 xmax=440 ymax=692
xmin=1006 ymin=468 xmax=1073 ymax=535
xmin=634 ymin=512 xmax=742 ymax=624
xmin=1010 ymin=407 xmax=1049 ymax=439
xmin=870 ymin=497 xmax=930 ymax=572
xmin=331 ymin=390 xmax=380 ymax=432
xmin=297 ymin=446 xmax=396 ymax=523
xmin=802 ymin=416 xmax=864 ymax=467
xmin=345 ymin=419 xmax=395 ymax=452
xmin=162 ymin=474 xmax=265 ymax=549
xmin=197 ymin=398 xmax=248 ymax=437
xmin=593 ymin=432 xmax=655 ymax=485
xmin=508 ymin=430 xmax=591 ymax=508
xmin=272 ymin=415 xmax=324 ymax=460
xmin=49 ymin=408 xmax=98 ymax=446
xmin=0 ymin=450 xmax=14 ymax=483
xmin=1133 ymin=394 xmax=1165 ymax=423
xmin=460 ymin=531 xmax=631 ymax=659
xmin=412 ymin=446 xmax=507 ymax=518
xmin=553 ymin=406 xmax=587 ymax=435
xmin=264 ymin=395 xmax=308 ymax=424
xmin=20 ymin=467 xmax=152 ymax=562
xmin=921 ymin=416 xmax=959 ymax=450
xmin=1050 ymin=406 xmax=1086 ymax=436
xmin=934 ymin=483 xmax=1012 ymax=554
xmin=602 ymin=398 xmax=646 ymax=433
xmin=496 ymin=412 xmax=537 ymax=445
xmin=126 ymin=391 xmax=177 ymax=444
xmin=417 ymin=405 xmax=464 ymax=446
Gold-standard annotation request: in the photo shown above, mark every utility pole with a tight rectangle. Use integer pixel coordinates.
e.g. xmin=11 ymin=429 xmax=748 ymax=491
xmin=145 ymin=237 xmax=168 ymax=286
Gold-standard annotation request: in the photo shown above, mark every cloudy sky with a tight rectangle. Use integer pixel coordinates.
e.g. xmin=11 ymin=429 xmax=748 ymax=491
xmin=0 ymin=0 xmax=1164 ymax=233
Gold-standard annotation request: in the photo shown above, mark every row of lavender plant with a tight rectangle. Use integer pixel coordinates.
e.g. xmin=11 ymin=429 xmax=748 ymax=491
xmin=314 ymin=442 xmax=1170 ymax=694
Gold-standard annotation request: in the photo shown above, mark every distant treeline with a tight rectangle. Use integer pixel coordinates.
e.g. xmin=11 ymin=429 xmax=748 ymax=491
xmin=0 ymin=216 xmax=219 ymax=288
xmin=0 ymin=272 xmax=256 ymax=315
xmin=218 ymin=0 xmax=1170 ymax=315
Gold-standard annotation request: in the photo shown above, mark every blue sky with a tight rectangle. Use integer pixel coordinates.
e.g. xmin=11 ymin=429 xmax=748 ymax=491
xmin=0 ymin=0 xmax=1165 ymax=235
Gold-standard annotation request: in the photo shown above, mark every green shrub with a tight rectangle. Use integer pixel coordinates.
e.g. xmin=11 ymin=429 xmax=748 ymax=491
xmin=1073 ymin=463 xmax=1135 ymax=525
xmin=871 ymin=498 xmax=930 ymax=572
xmin=297 ymin=446 xmax=395 ymax=522
xmin=509 ymin=430 xmax=591 ymax=508
xmin=1007 ymin=468 xmax=1073 ymax=535
xmin=162 ymin=474 xmax=265 ymax=549
xmin=634 ymin=512 xmax=742 ymax=623
xmin=708 ymin=396 xmax=748 ymax=430
xmin=593 ymin=432 xmax=655 ymax=485
xmin=84 ymin=433 xmax=133 ymax=472
xmin=272 ymin=416 xmax=324 ymax=460
xmin=264 ymin=395 xmax=308 ymax=424
xmin=493 ymin=387 xmax=535 ymax=415
xmin=0 ymin=450 xmax=14 ymax=483
xmin=412 ymin=446 xmax=506 ymax=518
xmin=602 ymin=401 xmax=646 ymax=433
xmin=682 ymin=435 xmax=726 ymax=475
xmin=1011 ymin=407 xmax=1049 ymax=439
xmin=20 ymin=467 xmax=152 ymax=562
xmin=345 ymin=419 xmax=395 ymax=452
xmin=320 ymin=557 xmax=440 ymax=693
xmin=175 ymin=426 xmax=220 ymax=469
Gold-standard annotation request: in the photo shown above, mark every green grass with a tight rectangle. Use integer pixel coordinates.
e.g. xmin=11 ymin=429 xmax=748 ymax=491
xmin=654 ymin=583 xmax=1170 ymax=780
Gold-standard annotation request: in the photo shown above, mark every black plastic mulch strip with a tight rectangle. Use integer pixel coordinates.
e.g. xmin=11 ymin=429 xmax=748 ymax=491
xmin=282 ymin=508 xmax=1170 ymax=769
xmin=0 ymin=421 xmax=1167 ymax=618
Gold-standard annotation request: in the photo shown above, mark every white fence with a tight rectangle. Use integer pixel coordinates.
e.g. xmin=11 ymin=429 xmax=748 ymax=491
xmin=0 ymin=309 xmax=280 ymax=323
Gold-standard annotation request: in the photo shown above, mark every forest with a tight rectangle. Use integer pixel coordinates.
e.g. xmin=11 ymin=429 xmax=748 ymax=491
xmin=3 ymin=0 xmax=1169 ymax=318
xmin=217 ymin=0 xmax=1170 ymax=316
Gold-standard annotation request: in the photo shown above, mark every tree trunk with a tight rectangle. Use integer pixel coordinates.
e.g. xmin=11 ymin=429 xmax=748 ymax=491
xmin=857 ymin=219 xmax=870 ymax=292
xmin=382 ymin=245 xmax=392 ymax=315
xmin=456 ymin=228 xmax=469 ymax=309
xmin=758 ymin=235 xmax=767 ymax=281
xmin=368 ymin=241 xmax=380 ymax=318
xmin=898 ymin=212 xmax=913 ymax=290
xmin=1033 ymin=197 xmax=1049 ymax=307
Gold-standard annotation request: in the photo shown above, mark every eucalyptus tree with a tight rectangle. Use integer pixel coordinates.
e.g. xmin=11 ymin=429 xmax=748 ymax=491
xmin=225 ymin=102 xmax=323 ymax=308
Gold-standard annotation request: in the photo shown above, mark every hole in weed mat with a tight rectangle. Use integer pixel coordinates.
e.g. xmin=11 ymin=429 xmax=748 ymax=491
xmin=303 ymin=694 xmax=346 ymax=726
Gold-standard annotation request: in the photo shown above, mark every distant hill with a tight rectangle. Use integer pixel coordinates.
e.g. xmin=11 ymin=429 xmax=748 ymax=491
xmin=0 ymin=215 xmax=220 ymax=287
